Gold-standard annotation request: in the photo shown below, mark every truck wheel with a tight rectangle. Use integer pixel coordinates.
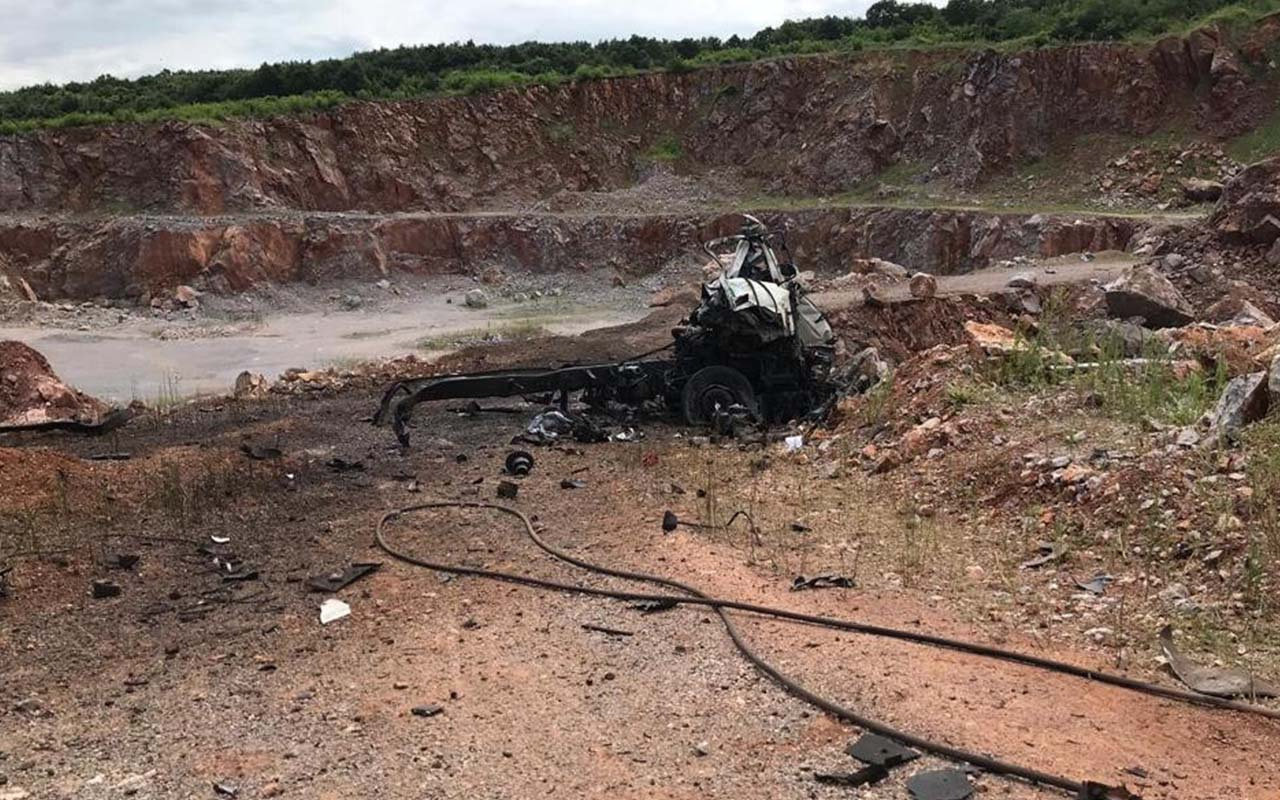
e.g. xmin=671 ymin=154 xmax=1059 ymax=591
xmin=681 ymin=365 xmax=757 ymax=426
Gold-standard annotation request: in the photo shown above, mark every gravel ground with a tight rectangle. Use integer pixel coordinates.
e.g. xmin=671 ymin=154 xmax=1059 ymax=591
xmin=2 ymin=311 xmax=1277 ymax=800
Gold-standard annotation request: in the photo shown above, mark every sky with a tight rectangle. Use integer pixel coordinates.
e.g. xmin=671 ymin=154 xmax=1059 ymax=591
xmin=0 ymin=0 xmax=911 ymax=91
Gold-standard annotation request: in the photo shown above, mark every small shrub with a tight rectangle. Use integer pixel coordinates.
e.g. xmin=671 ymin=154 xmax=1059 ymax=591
xmin=440 ymin=69 xmax=532 ymax=95
xmin=642 ymin=133 xmax=683 ymax=162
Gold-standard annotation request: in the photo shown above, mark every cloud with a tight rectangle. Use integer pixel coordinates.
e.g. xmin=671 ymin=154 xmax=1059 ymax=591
xmin=0 ymin=0 xmax=901 ymax=89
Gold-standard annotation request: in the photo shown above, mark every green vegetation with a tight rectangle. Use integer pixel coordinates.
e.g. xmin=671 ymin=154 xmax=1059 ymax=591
xmin=2 ymin=0 xmax=1278 ymax=133
xmin=642 ymin=134 xmax=684 ymax=163
xmin=988 ymin=293 xmax=1226 ymax=426
xmin=1229 ymin=105 xmax=1280 ymax=163
xmin=416 ymin=320 xmax=549 ymax=351
xmin=1242 ymin=419 xmax=1280 ymax=613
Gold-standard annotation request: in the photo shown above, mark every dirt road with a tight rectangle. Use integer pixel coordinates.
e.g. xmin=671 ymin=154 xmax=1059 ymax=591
xmin=811 ymin=252 xmax=1135 ymax=312
xmin=0 ymin=280 xmax=647 ymax=403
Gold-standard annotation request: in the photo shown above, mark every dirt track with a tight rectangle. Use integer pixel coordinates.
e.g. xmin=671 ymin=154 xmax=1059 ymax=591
xmin=2 ymin=310 xmax=1277 ymax=800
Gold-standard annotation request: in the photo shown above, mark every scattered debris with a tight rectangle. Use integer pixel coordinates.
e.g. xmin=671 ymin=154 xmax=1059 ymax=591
xmin=845 ymin=733 xmax=921 ymax=767
xmin=524 ymin=410 xmax=576 ymax=443
xmin=212 ymin=781 xmax=238 ymax=797
xmin=12 ymin=697 xmax=41 ymax=715
xmin=496 ymin=480 xmax=520 ymax=500
xmin=1078 ymin=782 xmax=1142 ymax=800
xmin=326 ymin=457 xmax=366 ymax=473
xmin=1020 ymin=541 xmax=1066 ymax=569
xmin=629 ymin=599 xmax=678 ymax=614
xmin=232 ymin=370 xmax=269 ymax=399
xmin=560 ymin=478 xmax=586 ymax=489
xmin=1158 ymin=626 xmax=1277 ymax=698
xmin=319 ymin=598 xmax=351 ymax=625
xmin=105 ymin=553 xmax=140 ymax=570
xmin=91 ymin=579 xmax=121 ymax=599
xmin=375 ymin=216 xmax=839 ymax=447
xmin=661 ymin=510 xmax=680 ymax=533
xmin=411 ymin=704 xmax=445 ymax=718
xmin=907 ymin=769 xmax=972 ymax=800
xmin=307 ymin=563 xmax=381 ymax=593
xmin=240 ymin=442 xmax=283 ymax=460
xmin=505 ymin=450 xmax=535 ymax=476
xmin=1074 ymin=574 xmax=1113 ymax=595
xmin=790 ymin=574 xmax=855 ymax=591
xmin=813 ymin=765 xmax=889 ymax=788
xmin=581 ymin=623 xmax=634 ymax=637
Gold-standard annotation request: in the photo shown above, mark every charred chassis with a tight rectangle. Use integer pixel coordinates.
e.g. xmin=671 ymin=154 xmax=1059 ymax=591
xmin=375 ymin=215 xmax=839 ymax=446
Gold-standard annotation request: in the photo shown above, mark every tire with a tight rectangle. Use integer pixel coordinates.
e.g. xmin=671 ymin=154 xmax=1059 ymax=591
xmin=681 ymin=365 xmax=757 ymax=426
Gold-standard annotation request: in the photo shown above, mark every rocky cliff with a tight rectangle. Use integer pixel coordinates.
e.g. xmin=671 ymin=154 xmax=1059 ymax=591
xmin=3 ymin=17 xmax=1278 ymax=215
xmin=0 ymin=16 xmax=1276 ymax=300
xmin=0 ymin=208 xmax=1141 ymax=300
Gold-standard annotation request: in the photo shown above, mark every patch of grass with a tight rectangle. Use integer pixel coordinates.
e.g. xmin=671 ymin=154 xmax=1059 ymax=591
xmin=416 ymin=319 xmax=549 ymax=351
xmin=0 ymin=91 xmax=348 ymax=135
xmin=1076 ymin=350 xmax=1224 ymax=426
xmin=641 ymin=133 xmax=683 ymax=163
xmin=440 ymin=69 xmax=539 ymax=95
xmin=944 ymin=381 xmax=992 ymax=410
xmin=860 ymin=372 xmax=897 ymax=426
xmin=987 ymin=309 xmax=1225 ymax=426
xmin=340 ymin=328 xmax=397 ymax=340
xmin=1241 ymin=419 xmax=1280 ymax=613
xmin=1228 ymin=104 xmax=1280 ymax=164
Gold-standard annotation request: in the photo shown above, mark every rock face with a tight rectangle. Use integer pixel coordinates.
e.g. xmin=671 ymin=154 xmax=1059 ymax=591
xmin=1211 ymin=156 xmax=1280 ymax=244
xmin=0 ymin=341 xmax=109 ymax=428
xmin=0 ymin=20 xmax=1277 ymax=216
xmin=1104 ymin=265 xmax=1194 ymax=328
xmin=0 ymin=207 xmax=1141 ymax=301
xmin=0 ymin=17 xmax=1274 ymax=300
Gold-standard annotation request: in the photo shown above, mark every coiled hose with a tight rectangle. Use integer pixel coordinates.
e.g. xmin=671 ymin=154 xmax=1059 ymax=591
xmin=375 ymin=501 xmax=1280 ymax=796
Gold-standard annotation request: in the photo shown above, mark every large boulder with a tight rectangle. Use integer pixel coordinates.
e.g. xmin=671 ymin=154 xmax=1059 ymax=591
xmin=850 ymin=257 xmax=909 ymax=280
xmin=463 ymin=288 xmax=489 ymax=309
xmin=1211 ymin=156 xmax=1280 ymax=244
xmin=1204 ymin=371 xmax=1268 ymax=442
xmin=1202 ymin=295 xmax=1276 ymax=329
xmin=1180 ymin=177 xmax=1224 ymax=204
xmin=1104 ymin=265 xmax=1194 ymax=328
xmin=0 ymin=341 xmax=110 ymax=428
xmin=908 ymin=272 xmax=938 ymax=299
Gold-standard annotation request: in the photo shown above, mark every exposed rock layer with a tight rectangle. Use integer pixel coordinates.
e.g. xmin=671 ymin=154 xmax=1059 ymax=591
xmin=1 ymin=17 xmax=1277 ymax=216
xmin=0 ymin=208 xmax=1141 ymax=300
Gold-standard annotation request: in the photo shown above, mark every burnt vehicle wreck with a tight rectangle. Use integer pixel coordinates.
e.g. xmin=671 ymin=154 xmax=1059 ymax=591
xmin=374 ymin=215 xmax=843 ymax=446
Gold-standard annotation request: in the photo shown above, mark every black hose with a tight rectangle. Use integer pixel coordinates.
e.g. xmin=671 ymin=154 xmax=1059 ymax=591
xmin=375 ymin=501 xmax=1279 ymax=795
